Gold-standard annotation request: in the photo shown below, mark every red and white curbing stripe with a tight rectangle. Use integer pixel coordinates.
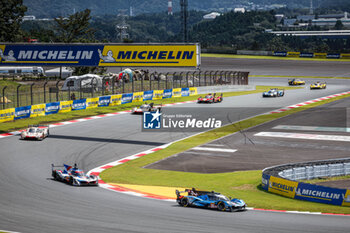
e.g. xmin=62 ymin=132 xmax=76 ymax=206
xmin=266 ymin=91 xmax=350 ymax=114
xmin=88 ymin=143 xmax=175 ymax=202
xmin=0 ymin=100 xmax=196 ymax=139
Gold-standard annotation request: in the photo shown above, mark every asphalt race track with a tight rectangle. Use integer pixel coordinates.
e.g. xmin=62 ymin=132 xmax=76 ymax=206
xmin=1 ymin=58 xmax=350 ymax=233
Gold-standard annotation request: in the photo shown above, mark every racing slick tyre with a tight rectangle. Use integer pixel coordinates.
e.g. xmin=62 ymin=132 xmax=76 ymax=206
xmin=181 ymin=197 xmax=189 ymax=207
xmin=217 ymin=201 xmax=226 ymax=211
xmin=69 ymin=177 xmax=74 ymax=185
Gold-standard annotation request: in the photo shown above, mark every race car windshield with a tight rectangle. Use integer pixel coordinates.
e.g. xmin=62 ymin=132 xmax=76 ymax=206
xmin=28 ymin=128 xmax=36 ymax=133
xmin=71 ymin=171 xmax=85 ymax=177
xmin=205 ymin=95 xmax=212 ymax=98
xmin=217 ymin=195 xmax=229 ymax=201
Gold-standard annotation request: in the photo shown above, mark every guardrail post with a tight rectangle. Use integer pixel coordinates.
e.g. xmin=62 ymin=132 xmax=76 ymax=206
xmin=17 ymin=84 xmax=22 ymax=107
xmin=220 ymin=71 xmax=225 ymax=85
xmin=2 ymin=86 xmax=7 ymax=109
xmin=165 ymin=72 xmax=170 ymax=89
xmin=172 ymin=72 xmax=176 ymax=88
xmin=157 ymin=73 xmax=161 ymax=90
xmin=141 ymin=73 xmax=144 ymax=91
xmin=43 ymin=81 xmax=48 ymax=103
xmin=91 ymin=78 xmax=96 ymax=97
xmin=186 ymin=71 xmax=190 ymax=88
xmin=55 ymin=81 xmax=60 ymax=101
xmin=80 ymin=79 xmax=83 ymax=99
xmin=192 ymin=71 xmax=196 ymax=87
xmin=149 ymin=73 xmax=153 ymax=91
xmin=179 ymin=72 xmax=184 ymax=88
xmin=204 ymin=71 xmax=209 ymax=86
xmin=197 ymin=71 xmax=201 ymax=87
xmin=30 ymin=83 xmax=35 ymax=105
xmin=210 ymin=71 xmax=214 ymax=86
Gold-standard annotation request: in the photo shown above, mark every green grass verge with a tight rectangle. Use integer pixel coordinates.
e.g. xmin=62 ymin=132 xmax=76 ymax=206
xmin=100 ymin=92 xmax=350 ymax=214
xmin=201 ymin=53 xmax=350 ymax=62
xmin=0 ymin=85 xmax=301 ymax=134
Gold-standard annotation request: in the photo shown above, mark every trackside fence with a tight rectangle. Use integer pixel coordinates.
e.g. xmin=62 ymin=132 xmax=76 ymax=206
xmin=0 ymin=70 xmax=249 ymax=110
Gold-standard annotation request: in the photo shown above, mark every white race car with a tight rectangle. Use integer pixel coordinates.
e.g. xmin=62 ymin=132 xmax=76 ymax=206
xmin=132 ymin=103 xmax=162 ymax=114
xmin=51 ymin=164 xmax=98 ymax=186
xmin=20 ymin=125 xmax=49 ymax=140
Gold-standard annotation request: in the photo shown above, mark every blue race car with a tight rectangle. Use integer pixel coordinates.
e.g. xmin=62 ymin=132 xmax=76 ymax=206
xmin=262 ymin=88 xmax=284 ymax=97
xmin=176 ymin=188 xmax=246 ymax=212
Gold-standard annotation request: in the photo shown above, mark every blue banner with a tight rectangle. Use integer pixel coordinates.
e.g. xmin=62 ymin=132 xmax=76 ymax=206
xmin=163 ymin=89 xmax=172 ymax=99
xmin=294 ymin=182 xmax=346 ymax=206
xmin=121 ymin=93 xmax=133 ymax=104
xmin=300 ymin=53 xmax=314 ymax=58
xmin=45 ymin=102 xmax=60 ymax=115
xmin=72 ymin=99 xmax=86 ymax=110
xmin=14 ymin=105 xmax=31 ymax=120
xmin=181 ymin=88 xmax=190 ymax=97
xmin=261 ymin=173 xmax=270 ymax=191
xmin=326 ymin=53 xmax=341 ymax=59
xmin=0 ymin=44 xmax=104 ymax=66
xmin=143 ymin=90 xmax=154 ymax=101
xmin=99 ymin=96 xmax=111 ymax=107
xmin=273 ymin=51 xmax=287 ymax=57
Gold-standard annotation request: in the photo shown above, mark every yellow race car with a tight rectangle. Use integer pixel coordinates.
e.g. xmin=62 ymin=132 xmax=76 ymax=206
xmin=288 ymin=79 xmax=305 ymax=85
xmin=310 ymin=82 xmax=326 ymax=89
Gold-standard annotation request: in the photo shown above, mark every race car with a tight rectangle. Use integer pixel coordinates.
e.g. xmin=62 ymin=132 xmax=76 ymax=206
xmin=310 ymin=81 xmax=326 ymax=89
xmin=20 ymin=125 xmax=49 ymax=140
xmin=132 ymin=102 xmax=162 ymax=114
xmin=197 ymin=93 xmax=223 ymax=103
xmin=51 ymin=164 xmax=98 ymax=186
xmin=176 ymin=188 xmax=246 ymax=212
xmin=288 ymin=79 xmax=305 ymax=86
xmin=262 ymin=88 xmax=284 ymax=97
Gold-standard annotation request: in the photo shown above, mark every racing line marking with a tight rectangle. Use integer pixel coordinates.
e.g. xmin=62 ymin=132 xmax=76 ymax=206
xmin=192 ymin=147 xmax=237 ymax=153
xmin=254 ymin=132 xmax=350 ymax=142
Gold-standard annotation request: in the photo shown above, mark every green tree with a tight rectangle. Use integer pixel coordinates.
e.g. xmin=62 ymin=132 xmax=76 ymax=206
xmin=54 ymin=9 xmax=95 ymax=43
xmin=0 ymin=0 xmax=27 ymax=42
xmin=334 ymin=20 xmax=344 ymax=30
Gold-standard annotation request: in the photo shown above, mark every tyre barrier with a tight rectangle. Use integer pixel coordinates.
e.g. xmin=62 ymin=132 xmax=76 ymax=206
xmin=261 ymin=158 xmax=350 ymax=207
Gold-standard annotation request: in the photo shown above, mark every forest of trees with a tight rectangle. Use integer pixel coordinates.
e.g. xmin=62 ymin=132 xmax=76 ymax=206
xmin=3 ymin=0 xmax=350 ymax=53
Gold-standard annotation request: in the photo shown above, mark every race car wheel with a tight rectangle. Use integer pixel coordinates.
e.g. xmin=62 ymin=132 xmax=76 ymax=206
xmin=181 ymin=197 xmax=189 ymax=207
xmin=69 ymin=177 xmax=73 ymax=185
xmin=217 ymin=201 xmax=226 ymax=211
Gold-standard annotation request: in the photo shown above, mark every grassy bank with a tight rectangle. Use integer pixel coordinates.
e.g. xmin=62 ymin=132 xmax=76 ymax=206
xmin=0 ymin=85 xmax=301 ymax=133
xmin=100 ymin=92 xmax=350 ymax=214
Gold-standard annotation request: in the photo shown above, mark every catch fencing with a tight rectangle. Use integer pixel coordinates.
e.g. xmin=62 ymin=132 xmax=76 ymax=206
xmin=0 ymin=70 xmax=249 ymax=110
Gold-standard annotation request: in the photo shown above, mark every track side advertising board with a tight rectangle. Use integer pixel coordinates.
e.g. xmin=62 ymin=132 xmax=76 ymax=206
xmin=0 ymin=43 xmax=200 ymax=68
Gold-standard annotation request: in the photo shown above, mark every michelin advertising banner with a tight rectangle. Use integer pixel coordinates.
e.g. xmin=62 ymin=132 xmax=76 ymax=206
xmin=45 ymin=102 xmax=60 ymax=115
xmin=14 ymin=106 xmax=31 ymax=120
xmin=86 ymin=97 xmax=99 ymax=109
xmin=121 ymin=93 xmax=133 ymax=104
xmin=0 ymin=43 xmax=200 ymax=68
xmin=31 ymin=104 xmax=45 ymax=118
xmin=181 ymin=88 xmax=190 ymax=97
xmin=110 ymin=94 xmax=122 ymax=106
xmin=72 ymin=99 xmax=86 ymax=110
xmin=153 ymin=90 xmax=164 ymax=100
xmin=132 ymin=92 xmax=144 ymax=102
xmin=59 ymin=100 xmax=72 ymax=113
xmin=98 ymin=96 xmax=111 ymax=107
xmin=172 ymin=88 xmax=182 ymax=98
xmin=163 ymin=89 xmax=173 ymax=99
xmin=0 ymin=108 xmax=15 ymax=123
xmin=143 ymin=90 xmax=154 ymax=101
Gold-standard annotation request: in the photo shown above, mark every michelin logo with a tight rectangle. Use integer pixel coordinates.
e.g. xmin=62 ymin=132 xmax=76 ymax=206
xmin=0 ymin=49 xmax=16 ymax=61
xmin=143 ymin=110 xmax=161 ymax=129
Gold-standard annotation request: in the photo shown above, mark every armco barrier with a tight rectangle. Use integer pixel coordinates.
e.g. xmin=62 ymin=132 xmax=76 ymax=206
xmin=262 ymin=158 xmax=350 ymax=207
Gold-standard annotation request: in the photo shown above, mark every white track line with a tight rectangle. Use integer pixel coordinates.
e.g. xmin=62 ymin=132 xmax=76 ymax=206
xmin=255 ymin=132 xmax=350 ymax=142
xmin=192 ymin=147 xmax=237 ymax=153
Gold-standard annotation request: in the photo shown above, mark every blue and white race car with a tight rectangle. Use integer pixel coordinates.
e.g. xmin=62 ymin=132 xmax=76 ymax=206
xmin=176 ymin=188 xmax=246 ymax=212
xmin=262 ymin=88 xmax=284 ymax=97
xmin=51 ymin=164 xmax=98 ymax=186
